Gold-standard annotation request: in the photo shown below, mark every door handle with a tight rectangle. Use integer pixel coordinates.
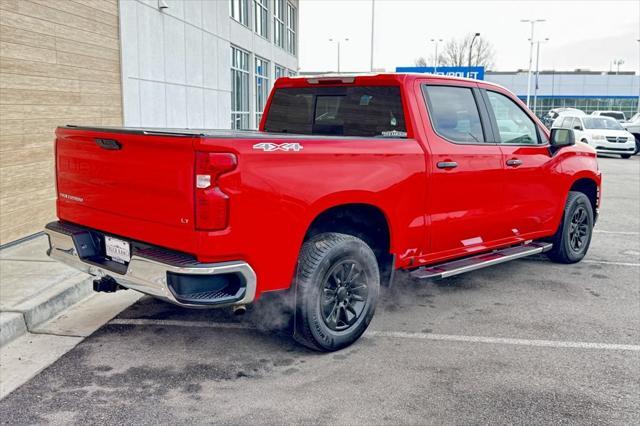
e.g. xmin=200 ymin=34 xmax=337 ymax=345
xmin=437 ymin=161 xmax=458 ymax=169
xmin=506 ymin=159 xmax=522 ymax=167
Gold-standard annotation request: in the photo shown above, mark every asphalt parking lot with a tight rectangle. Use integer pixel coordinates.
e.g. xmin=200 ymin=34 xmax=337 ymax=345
xmin=1 ymin=156 xmax=638 ymax=425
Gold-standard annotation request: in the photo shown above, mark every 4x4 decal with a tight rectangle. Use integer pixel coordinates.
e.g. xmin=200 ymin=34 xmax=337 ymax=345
xmin=252 ymin=142 xmax=303 ymax=152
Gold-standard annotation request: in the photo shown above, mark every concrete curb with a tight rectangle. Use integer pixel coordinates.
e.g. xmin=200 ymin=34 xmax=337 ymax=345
xmin=0 ymin=313 xmax=28 ymax=347
xmin=0 ymin=274 xmax=94 ymax=346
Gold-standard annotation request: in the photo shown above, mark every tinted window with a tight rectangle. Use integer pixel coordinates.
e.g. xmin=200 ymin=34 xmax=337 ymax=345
xmin=583 ymin=117 xmax=624 ymax=130
xmin=562 ymin=117 xmax=575 ymax=129
xmin=557 ymin=117 xmax=567 ymax=128
xmin=423 ymin=85 xmax=485 ymax=143
xmin=600 ymin=112 xmax=625 ymax=121
xmin=264 ymin=86 xmax=407 ymax=137
xmin=486 ymin=91 xmax=539 ymax=144
xmin=571 ymin=118 xmax=582 ymax=130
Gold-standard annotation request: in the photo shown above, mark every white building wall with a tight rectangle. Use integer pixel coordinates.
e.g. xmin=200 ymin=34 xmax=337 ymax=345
xmin=119 ymin=0 xmax=298 ymax=129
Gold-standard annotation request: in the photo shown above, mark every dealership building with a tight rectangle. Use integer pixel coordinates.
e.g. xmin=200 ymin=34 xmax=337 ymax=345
xmin=0 ymin=0 xmax=299 ymax=244
xmin=486 ymin=70 xmax=640 ymax=119
xmin=394 ymin=66 xmax=639 ymax=119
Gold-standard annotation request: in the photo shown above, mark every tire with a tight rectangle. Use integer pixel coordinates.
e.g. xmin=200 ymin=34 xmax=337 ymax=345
xmin=547 ymin=191 xmax=594 ymax=264
xmin=621 ymin=154 xmax=632 ymax=159
xmin=293 ymin=232 xmax=380 ymax=352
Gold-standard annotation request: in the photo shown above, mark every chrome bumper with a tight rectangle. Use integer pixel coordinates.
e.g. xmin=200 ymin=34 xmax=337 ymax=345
xmin=44 ymin=224 xmax=256 ymax=308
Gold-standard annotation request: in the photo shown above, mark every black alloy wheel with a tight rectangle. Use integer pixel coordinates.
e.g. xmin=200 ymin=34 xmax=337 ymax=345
xmin=293 ymin=233 xmax=380 ymax=351
xmin=320 ymin=259 xmax=369 ymax=331
xmin=547 ymin=191 xmax=594 ymax=264
xmin=568 ymin=206 xmax=589 ymax=253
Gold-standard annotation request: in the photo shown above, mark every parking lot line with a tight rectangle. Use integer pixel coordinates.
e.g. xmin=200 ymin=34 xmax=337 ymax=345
xmin=108 ymin=318 xmax=640 ymax=352
xmin=367 ymin=331 xmax=640 ymax=352
xmin=582 ymin=259 xmax=640 ymax=267
xmin=594 ymin=230 xmax=640 ymax=236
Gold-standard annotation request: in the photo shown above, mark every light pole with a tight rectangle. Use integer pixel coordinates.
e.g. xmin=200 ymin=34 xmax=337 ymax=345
xmin=533 ymin=37 xmax=549 ymax=117
xmin=430 ymin=38 xmax=443 ymax=73
xmin=329 ymin=38 xmax=349 ymax=73
xmin=370 ymin=0 xmax=375 ymax=71
xmin=521 ymin=18 xmax=546 ymax=108
xmin=468 ymin=32 xmax=480 ymax=68
xmin=613 ymin=58 xmax=624 ymax=75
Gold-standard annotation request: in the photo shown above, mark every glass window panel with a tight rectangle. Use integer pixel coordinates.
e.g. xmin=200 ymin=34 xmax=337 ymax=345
xmin=486 ymin=91 xmax=539 ymax=145
xmin=265 ymin=86 xmax=407 ymax=137
xmin=231 ymin=46 xmax=250 ymax=129
xmin=230 ymin=0 xmax=249 ymax=26
xmin=422 ymin=85 xmax=485 ymax=143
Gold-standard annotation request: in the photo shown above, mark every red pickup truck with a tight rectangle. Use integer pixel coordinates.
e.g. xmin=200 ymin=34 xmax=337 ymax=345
xmin=46 ymin=73 xmax=601 ymax=351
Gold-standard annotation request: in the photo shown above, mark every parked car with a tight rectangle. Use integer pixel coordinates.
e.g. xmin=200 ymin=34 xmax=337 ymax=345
xmin=622 ymin=112 xmax=640 ymax=154
xmin=552 ymin=114 xmax=636 ymax=158
xmin=591 ymin=110 xmax=627 ymax=122
xmin=542 ymin=107 xmax=585 ymax=128
xmin=45 ymin=74 xmax=601 ymax=351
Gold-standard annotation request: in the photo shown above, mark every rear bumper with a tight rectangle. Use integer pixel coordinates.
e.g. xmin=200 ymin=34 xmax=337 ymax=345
xmin=44 ymin=221 xmax=256 ymax=308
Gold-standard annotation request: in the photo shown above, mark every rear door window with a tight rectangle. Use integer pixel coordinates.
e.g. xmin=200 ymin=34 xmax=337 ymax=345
xmin=422 ymin=85 xmax=485 ymax=143
xmin=263 ymin=86 xmax=407 ymax=137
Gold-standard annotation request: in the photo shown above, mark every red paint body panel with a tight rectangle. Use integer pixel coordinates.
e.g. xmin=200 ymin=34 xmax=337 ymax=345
xmin=54 ymin=74 xmax=601 ymax=300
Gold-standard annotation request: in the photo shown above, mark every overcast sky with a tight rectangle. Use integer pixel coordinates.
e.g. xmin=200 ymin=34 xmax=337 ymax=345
xmin=299 ymin=0 xmax=640 ymax=73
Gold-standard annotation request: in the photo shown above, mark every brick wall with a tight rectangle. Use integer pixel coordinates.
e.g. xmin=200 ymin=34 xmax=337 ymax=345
xmin=0 ymin=0 xmax=122 ymax=244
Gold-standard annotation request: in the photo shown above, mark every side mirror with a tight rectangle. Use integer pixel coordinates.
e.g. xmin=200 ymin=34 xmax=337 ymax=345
xmin=550 ymin=128 xmax=575 ymax=150
xmin=573 ymin=125 xmax=582 ymax=131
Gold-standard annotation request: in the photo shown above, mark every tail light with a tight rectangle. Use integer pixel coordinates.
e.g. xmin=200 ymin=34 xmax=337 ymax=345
xmin=195 ymin=152 xmax=237 ymax=230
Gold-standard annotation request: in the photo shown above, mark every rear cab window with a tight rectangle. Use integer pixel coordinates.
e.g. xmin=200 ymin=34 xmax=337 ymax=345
xmin=263 ymin=86 xmax=407 ymax=138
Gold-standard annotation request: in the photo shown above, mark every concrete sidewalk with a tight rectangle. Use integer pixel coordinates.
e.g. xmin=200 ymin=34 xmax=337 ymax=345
xmin=0 ymin=235 xmax=93 ymax=346
xmin=0 ymin=234 xmax=142 ymax=398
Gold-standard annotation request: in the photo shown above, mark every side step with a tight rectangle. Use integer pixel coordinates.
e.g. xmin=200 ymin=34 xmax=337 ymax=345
xmin=411 ymin=241 xmax=552 ymax=280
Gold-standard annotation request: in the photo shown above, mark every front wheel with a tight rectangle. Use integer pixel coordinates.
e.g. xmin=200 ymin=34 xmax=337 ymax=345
xmin=621 ymin=154 xmax=632 ymax=159
xmin=547 ymin=191 xmax=594 ymax=264
xmin=293 ymin=233 xmax=380 ymax=351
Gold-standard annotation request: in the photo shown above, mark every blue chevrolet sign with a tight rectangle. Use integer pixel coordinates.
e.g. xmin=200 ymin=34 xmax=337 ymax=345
xmin=395 ymin=66 xmax=485 ymax=80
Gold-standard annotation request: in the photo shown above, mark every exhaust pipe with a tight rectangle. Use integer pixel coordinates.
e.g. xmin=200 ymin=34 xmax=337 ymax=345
xmin=93 ymin=276 xmax=124 ymax=293
xmin=232 ymin=305 xmax=247 ymax=316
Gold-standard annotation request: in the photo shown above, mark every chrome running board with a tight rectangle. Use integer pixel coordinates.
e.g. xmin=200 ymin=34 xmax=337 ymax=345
xmin=411 ymin=242 xmax=553 ymax=280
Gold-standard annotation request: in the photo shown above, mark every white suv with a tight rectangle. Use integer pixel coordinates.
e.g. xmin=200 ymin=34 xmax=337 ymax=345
xmin=622 ymin=112 xmax=640 ymax=155
xmin=552 ymin=115 xmax=636 ymax=158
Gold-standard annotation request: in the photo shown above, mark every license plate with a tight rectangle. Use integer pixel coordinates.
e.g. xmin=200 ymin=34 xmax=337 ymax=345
xmin=105 ymin=236 xmax=131 ymax=264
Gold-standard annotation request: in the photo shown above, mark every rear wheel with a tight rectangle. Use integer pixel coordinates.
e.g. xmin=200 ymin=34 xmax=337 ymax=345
xmin=547 ymin=191 xmax=594 ymax=264
xmin=293 ymin=233 xmax=379 ymax=351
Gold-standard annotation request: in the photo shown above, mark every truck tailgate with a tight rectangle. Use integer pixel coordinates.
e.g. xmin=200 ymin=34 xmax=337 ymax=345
xmin=55 ymin=127 xmax=196 ymax=246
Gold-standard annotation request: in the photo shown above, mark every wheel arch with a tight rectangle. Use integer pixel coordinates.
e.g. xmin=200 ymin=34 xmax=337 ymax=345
xmin=569 ymin=177 xmax=599 ymax=220
xmin=303 ymin=202 xmax=395 ymax=286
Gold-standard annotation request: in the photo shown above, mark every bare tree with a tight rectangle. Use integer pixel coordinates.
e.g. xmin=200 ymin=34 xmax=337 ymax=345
xmin=414 ymin=56 xmax=428 ymax=67
xmin=414 ymin=34 xmax=495 ymax=69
